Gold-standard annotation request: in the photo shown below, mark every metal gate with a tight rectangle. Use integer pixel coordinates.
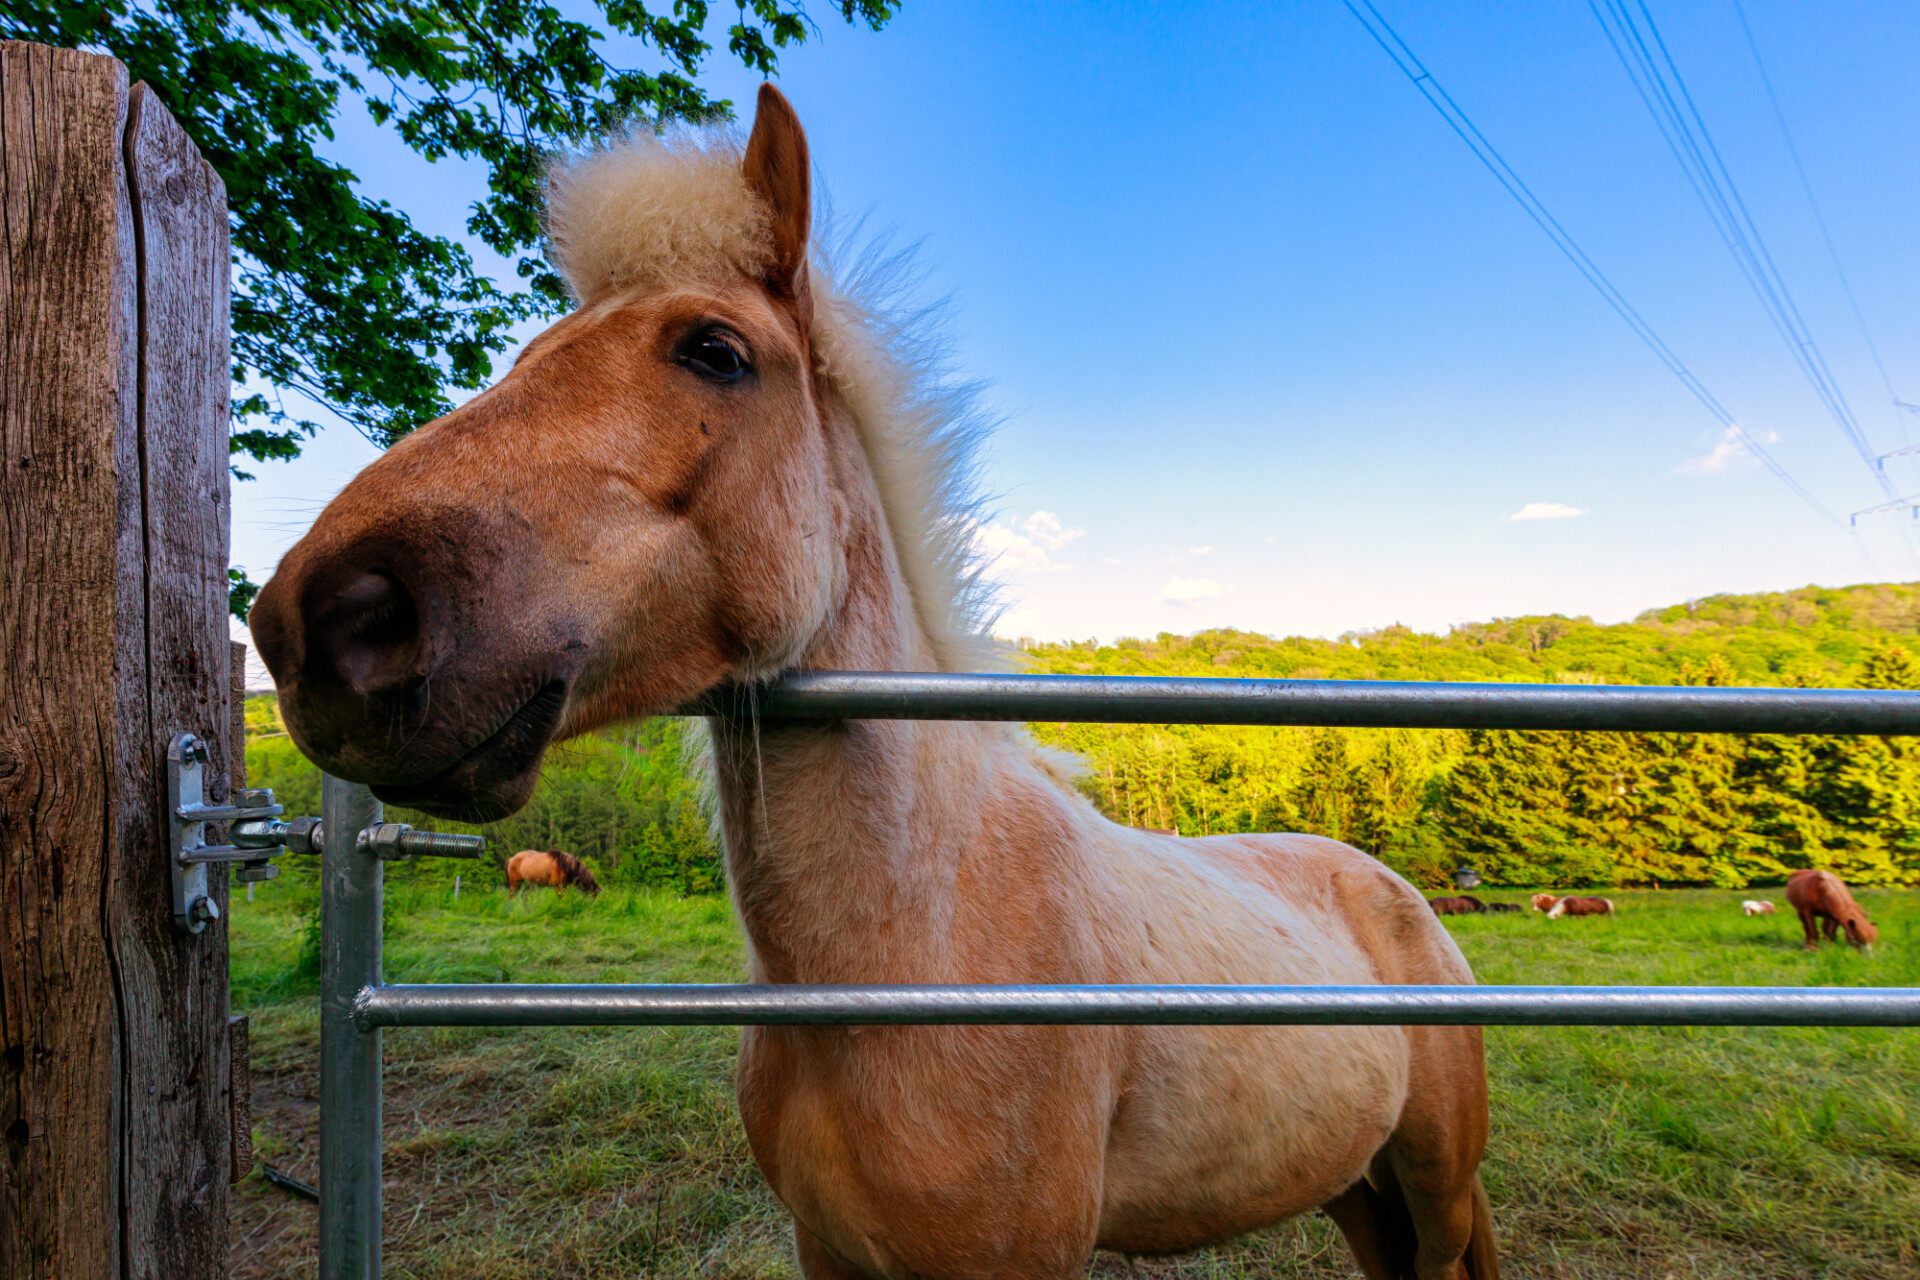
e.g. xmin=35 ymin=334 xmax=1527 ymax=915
xmin=310 ymin=671 xmax=1920 ymax=1278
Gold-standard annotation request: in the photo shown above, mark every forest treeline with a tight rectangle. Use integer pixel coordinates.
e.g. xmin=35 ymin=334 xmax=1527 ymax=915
xmin=1024 ymin=581 xmax=1920 ymax=887
xmin=246 ymin=581 xmax=1920 ymax=893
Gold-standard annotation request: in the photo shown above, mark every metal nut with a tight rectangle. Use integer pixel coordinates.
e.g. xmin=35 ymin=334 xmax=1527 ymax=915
xmin=188 ymin=895 xmax=221 ymax=925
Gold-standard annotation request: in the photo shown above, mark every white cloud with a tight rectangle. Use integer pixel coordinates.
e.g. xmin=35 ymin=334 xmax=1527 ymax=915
xmin=1678 ymin=425 xmax=1778 ymax=475
xmin=1162 ymin=575 xmax=1231 ymax=605
xmin=972 ymin=510 xmax=1083 ymax=574
xmin=1020 ymin=510 xmax=1084 ymax=550
xmin=1101 ymin=556 xmax=1121 ymax=565
xmin=1189 ymin=545 xmax=1213 ymax=556
xmin=1509 ymin=502 xmax=1588 ymax=522
xmin=1264 ymin=535 xmax=1277 ymax=544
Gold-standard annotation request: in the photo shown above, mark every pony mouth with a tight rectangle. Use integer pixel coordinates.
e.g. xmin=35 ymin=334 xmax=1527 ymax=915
xmin=371 ymin=680 xmax=568 ymax=822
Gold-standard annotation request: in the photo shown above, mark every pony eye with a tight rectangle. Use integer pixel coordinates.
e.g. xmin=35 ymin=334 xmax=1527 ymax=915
xmin=677 ymin=329 xmax=749 ymax=382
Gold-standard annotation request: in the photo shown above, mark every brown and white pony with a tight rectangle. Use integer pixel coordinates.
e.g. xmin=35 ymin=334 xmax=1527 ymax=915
xmin=1741 ymin=899 xmax=1775 ymax=917
xmin=1785 ymin=870 xmax=1877 ymax=950
xmin=506 ymin=848 xmax=602 ymax=896
xmin=249 ymin=86 xmax=1499 ymax=1280
xmin=1545 ymin=896 xmax=1614 ymax=919
xmin=1529 ymin=894 xmax=1559 ymax=913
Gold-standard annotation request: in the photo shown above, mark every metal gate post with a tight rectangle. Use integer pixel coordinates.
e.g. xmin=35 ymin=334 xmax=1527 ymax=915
xmin=320 ymin=775 xmax=384 ymax=1279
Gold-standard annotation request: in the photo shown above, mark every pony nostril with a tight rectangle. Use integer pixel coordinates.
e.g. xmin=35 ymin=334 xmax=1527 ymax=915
xmin=312 ymin=571 xmax=426 ymax=696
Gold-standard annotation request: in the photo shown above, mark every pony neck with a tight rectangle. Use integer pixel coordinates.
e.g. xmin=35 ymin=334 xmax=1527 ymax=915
xmin=708 ymin=394 xmax=1000 ymax=984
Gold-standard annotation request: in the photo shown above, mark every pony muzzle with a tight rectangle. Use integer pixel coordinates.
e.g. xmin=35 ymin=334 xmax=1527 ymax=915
xmin=251 ymin=513 xmax=583 ymax=817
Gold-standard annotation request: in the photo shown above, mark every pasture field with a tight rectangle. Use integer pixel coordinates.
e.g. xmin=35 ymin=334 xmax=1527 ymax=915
xmin=227 ymin=886 xmax=1920 ymax=1279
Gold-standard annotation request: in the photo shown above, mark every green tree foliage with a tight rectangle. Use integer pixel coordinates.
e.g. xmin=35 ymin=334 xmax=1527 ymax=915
xmin=1022 ymin=582 xmax=1920 ymax=888
xmin=4 ymin=0 xmax=894 ymax=468
xmin=2 ymin=0 xmax=896 ymax=614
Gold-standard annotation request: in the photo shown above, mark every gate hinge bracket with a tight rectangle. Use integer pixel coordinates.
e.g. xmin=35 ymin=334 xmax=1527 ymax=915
xmin=167 ymin=732 xmax=486 ymax=933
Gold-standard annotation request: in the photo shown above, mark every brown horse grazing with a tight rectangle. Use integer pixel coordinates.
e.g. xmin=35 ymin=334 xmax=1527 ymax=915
xmin=1529 ymin=894 xmax=1559 ymax=913
xmin=1785 ymin=870 xmax=1877 ymax=950
xmin=506 ymin=849 xmax=602 ymax=896
xmin=1545 ymin=896 xmax=1614 ymax=919
xmin=1429 ymin=896 xmax=1486 ymax=916
xmin=1486 ymin=903 xmax=1523 ymax=914
xmin=249 ymin=86 xmax=1499 ymax=1280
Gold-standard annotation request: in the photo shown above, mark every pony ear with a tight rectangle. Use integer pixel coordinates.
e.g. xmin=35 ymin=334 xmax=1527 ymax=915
xmin=742 ymin=83 xmax=813 ymax=330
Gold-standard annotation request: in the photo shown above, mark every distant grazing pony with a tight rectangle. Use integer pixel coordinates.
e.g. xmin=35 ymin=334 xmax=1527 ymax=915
xmin=1430 ymin=896 xmax=1487 ymax=916
xmin=1487 ymin=903 xmax=1523 ymax=914
xmin=506 ymin=849 xmax=601 ymax=896
xmin=1546 ymin=897 xmax=1614 ymax=919
xmin=1530 ymin=894 xmax=1560 ymax=913
xmin=1741 ymin=900 xmax=1776 ymax=917
xmin=1785 ymin=870 xmax=1877 ymax=950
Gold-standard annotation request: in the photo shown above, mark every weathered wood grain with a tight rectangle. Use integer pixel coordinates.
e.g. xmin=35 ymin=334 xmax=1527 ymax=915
xmin=0 ymin=41 xmax=134 ymax=1280
xmin=0 ymin=42 xmax=233 ymax=1279
xmin=227 ymin=1014 xmax=251 ymax=1185
xmin=231 ymin=641 xmax=247 ymax=794
xmin=112 ymin=80 xmax=233 ymax=1280
xmin=229 ymin=643 xmax=251 ymax=1186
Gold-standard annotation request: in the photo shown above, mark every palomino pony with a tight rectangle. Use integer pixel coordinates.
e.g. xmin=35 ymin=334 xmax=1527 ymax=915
xmin=1785 ymin=870 xmax=1877 ymax=950
xmin=249 ymin=86 xmax=1498 ymax=1280
xmin=506 ymin=849 xmax=602 ymax=895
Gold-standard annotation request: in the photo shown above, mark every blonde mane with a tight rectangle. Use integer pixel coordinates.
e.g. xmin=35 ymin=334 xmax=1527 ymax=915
xmin=546 ymin=128 xmax=1003 ymax=672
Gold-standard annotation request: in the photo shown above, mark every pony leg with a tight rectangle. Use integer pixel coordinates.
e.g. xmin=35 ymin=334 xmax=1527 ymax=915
xmin=1797 ymin=908 xmax=1819 ymax=949
xmin=1372 ymin=1023 xmax=1501 ymax=1280
xmin=794 ymin=1221 xmax=866 ymax=1280
xmin=1821 ymin=915 xmax=1839 ymax=942
xmin=1325 ymin=1155 xmax=1496 ymax=1280
xmin=1391 ymin=1162 xmax=1496 ymax=1280
xmin=1323 ymin=1169 xmax=1416 ymax=1279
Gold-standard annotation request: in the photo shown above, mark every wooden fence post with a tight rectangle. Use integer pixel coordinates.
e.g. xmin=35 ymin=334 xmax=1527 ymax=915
xmin=1 ymin=40 xmax=234 ymax=1279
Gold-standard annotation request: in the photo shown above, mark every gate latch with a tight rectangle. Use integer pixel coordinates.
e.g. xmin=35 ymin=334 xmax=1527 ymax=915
xmin=167 ymin=732 xmax=487 ymax=934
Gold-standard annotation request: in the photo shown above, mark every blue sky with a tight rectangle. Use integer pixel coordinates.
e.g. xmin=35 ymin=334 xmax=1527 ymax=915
xmin=231 ymin=0 xmax=1920 ymax=663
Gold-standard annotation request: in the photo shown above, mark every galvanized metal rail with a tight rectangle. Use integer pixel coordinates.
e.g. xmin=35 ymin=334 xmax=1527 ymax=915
xmin=317 ymin=673 xmax=1920 ymax=1277
xmin=690 ymin=671 xmax=1920 ymax=733
xmin=357 ymin=982 xmax=1920 ymax=1029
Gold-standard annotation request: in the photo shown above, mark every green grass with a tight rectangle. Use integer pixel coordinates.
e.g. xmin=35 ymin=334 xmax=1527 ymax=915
xmin=228 ymin=884 xmax=1920 ymax=1279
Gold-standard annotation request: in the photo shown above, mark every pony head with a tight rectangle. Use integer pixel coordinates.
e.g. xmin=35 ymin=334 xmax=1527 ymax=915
xmin=553 ymin=850 xmax=602 ymax=897
xmin=1844 ymin=912 xmax=1878 ymax=949
xmin=249 ymin=85 xmax=993 ymax=821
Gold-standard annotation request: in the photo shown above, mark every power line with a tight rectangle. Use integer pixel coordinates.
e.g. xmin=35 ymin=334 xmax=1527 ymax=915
xmin=1340 ymin=0 xmax=1845 ymax=529
xmin=1851 ymin=496 xmax=1920 ymax=526
xmin=1592 ymin=0 xmax=1898 ymax=510
xmin=1731 ymin=0 xmax=1910 ymax=449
